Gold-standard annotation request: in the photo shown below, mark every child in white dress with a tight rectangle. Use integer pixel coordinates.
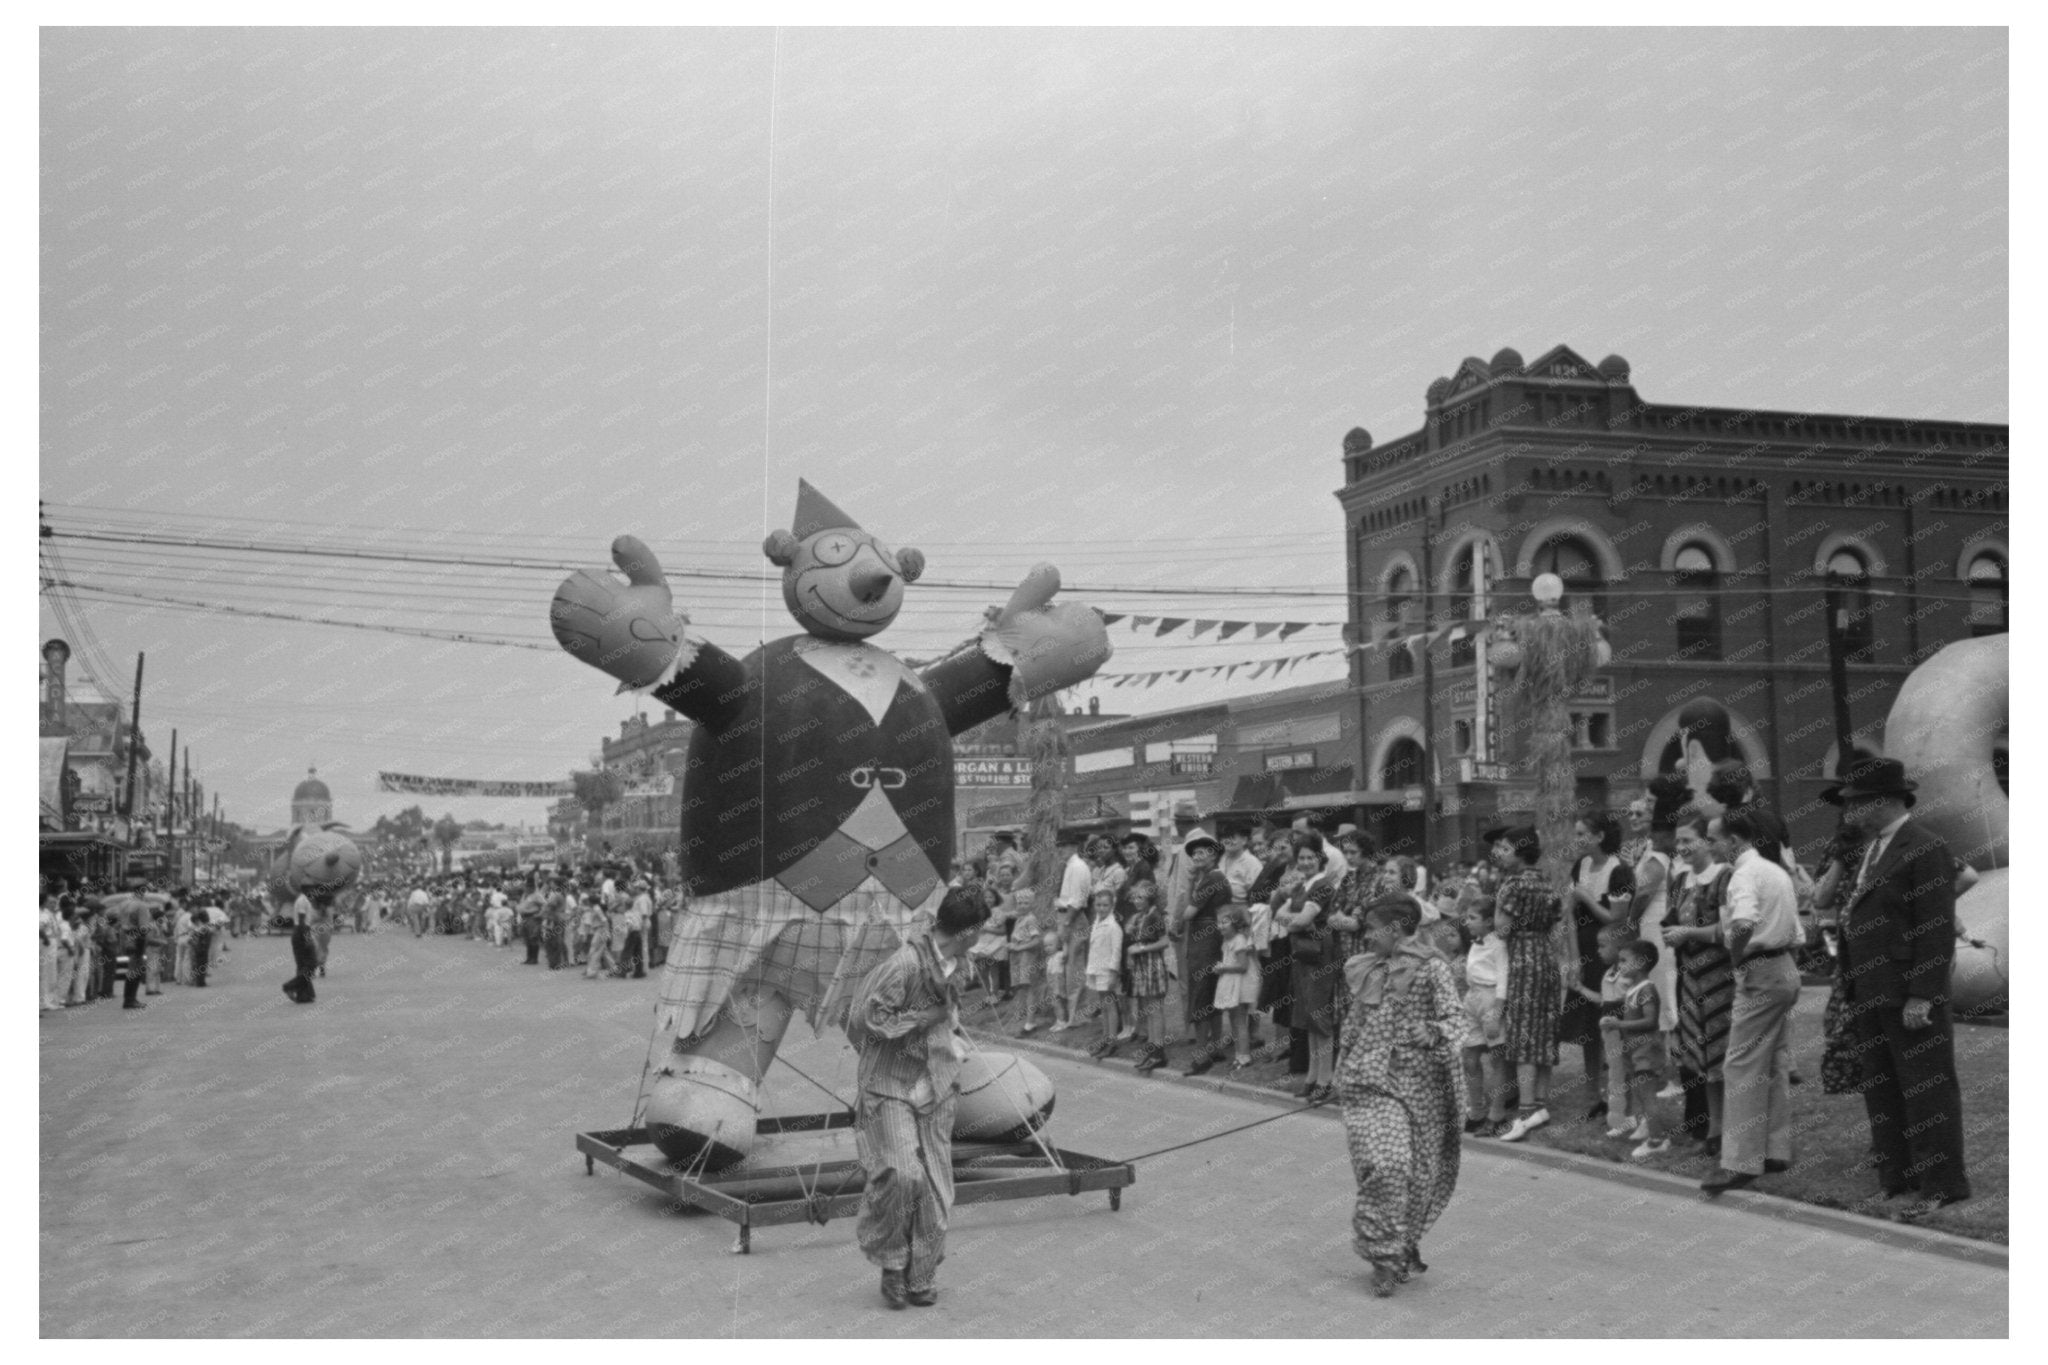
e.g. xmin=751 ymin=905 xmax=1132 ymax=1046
xmin=1213 ymin=905 xmax=1262 ymax=1068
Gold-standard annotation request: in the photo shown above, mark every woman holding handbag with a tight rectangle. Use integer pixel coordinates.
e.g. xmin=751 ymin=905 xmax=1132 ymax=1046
xmin=1276 ymin=840 xmax=1350 ymax=1102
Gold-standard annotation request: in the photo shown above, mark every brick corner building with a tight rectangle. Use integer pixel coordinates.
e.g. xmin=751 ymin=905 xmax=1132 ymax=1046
xmin=1338 ymin=344 xmax=2008 ymax=863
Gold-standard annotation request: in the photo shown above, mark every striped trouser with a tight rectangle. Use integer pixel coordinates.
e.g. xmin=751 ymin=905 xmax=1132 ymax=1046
xmin=854 ymin=1092 xmax=957 ymax=1292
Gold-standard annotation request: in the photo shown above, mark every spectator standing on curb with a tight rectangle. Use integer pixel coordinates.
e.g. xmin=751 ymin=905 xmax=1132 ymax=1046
xmin=1005 ymin=887 xmax=1045 ymax=1033
xmin=1176 ymin=834 xmax=1232 ymax=1075
xmin=94 ymin=904 xmax=122 ymax=1000
xmin=582 ymin=890 xmax=616 ymax=979
xmin=620 ymin=879 xmax=652 ymax=978
xmin=1457 ymin=900 xmax=1511 ymax=1135
xmin=1491 ymin=826 xmax=1560 ymax=1143
xmin=518 ymin=882 xmax=544 ymax=964
xmin=1566 ymin=813 xmax=1635 ymax=1125
xmin=1663 ymin=809 xmax=1733 ymax=1153
xmin=1701 ymin=809 xmax=1801 ymax=1194
xmin=189 ymin=900 xmax=214 ymax=988
xmin=119 ymin=897 xmax=150 ymax=1010
xmin=1051 ymin=831 xmax=1093 ymax=1033
xmin=543 ymin=877 xmax=570 ymax=970
xmin=172 ymin=898 xmax=195 ymax=986
xmin=1823 ymin=756 xmax=1972 ymax=1215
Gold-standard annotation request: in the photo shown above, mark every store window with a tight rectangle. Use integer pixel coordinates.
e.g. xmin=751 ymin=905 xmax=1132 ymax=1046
xmin=1673 ymin=543 xmax=1721 ymax=660
xmin=1826 ymin=548 xmax=1875 ymax=660
xmin=1967 ymin=552 xmax=2007 ymax=637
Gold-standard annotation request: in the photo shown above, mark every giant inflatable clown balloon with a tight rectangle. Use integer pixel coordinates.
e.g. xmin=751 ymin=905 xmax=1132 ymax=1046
xmin=1880 ymin=633 xmax=2008 ymax=1015
xmin=551 ymin=481 xmax=1111 ymax=1169
xmin=267 ymin=824 xmax=363 ymax=906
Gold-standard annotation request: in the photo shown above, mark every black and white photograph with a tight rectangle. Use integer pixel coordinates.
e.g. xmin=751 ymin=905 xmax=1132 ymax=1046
xmin=34 ymin=21 xmax=2014 ymax=1340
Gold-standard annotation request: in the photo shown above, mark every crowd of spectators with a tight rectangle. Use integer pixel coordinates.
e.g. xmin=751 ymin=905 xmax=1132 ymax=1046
xmin=39 ymin=879 xmax=238 ymax=1011
xmin=941 ymin=756 xmax=1978 ymax=1212
xmin=369 ymin=864 xmax=686 ymax=978
xmin=37 ymin=861 xmax=688 ymax=1014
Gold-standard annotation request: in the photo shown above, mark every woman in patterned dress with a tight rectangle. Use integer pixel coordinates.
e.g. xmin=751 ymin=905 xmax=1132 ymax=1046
xmin=1489 ymin=826 xmax=1562 ymax=1142
xmin=1808 ymin=819 xmax=1871 ymax=1097
xmin=1337 ymin=894 xmax=1464 ymax=1297
xmin=1332 ymin=831 xmax=1375 ymax=964
xmin=1660 ymin=808 xmax=1734 ymax=1153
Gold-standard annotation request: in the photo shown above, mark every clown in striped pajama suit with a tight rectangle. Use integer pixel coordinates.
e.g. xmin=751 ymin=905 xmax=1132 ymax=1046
xmin=845 ymin=889 xmax=987 ymax=1309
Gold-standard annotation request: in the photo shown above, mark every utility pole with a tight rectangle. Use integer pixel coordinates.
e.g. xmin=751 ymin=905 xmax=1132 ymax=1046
xmin=184 ymin=748 xmax=194 ymax=887
xmin=121 ymin=653 xmax=145 ymax=822
xmin=164 ymin=726 xmax=178 ymax=881
xmin=1417 ymin=496 xmax=1441 ymax=870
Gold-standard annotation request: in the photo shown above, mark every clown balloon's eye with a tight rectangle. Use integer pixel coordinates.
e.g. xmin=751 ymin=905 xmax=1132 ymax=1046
xmin=812 ymin=534 xmax=858 ymax=566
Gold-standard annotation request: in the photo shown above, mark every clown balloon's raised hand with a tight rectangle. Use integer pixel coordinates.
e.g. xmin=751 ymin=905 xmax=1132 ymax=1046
xmin=549 ymin=480 xmax=1110 ymax=1170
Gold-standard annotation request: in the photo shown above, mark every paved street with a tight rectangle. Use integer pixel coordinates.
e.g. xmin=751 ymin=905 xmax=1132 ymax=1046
xmin=41 ymin=928 xmax=2006 ymax=1338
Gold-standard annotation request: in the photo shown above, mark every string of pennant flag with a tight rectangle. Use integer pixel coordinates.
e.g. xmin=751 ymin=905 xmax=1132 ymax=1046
xmin=1096 ymin=611 xmax=1340 ymax=640
xmin=1094 ymin=621 xmax=1485 ymax=687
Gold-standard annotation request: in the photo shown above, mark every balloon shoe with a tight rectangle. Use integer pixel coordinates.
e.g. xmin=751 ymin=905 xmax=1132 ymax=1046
xmin=642 ymin=1055 xmax=761 ymax=1173
xmin=952 ymin=1051 xmax=1055 ymax=1143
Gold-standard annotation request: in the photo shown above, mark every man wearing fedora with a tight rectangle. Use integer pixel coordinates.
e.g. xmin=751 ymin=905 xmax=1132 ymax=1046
xmin=1826 ymin=756 xmax=1970 ymax=1214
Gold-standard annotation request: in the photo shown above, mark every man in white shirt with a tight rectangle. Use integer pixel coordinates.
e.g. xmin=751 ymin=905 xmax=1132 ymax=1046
xmin=406 ymin=885 xmax=431 ymax=938
xmin=1702 ymin=808 xmax=1801 ymax=1193
xmin=40 ymin=899 xmax=66 ymax=1013
xmin=172 ymin=901 xmax=196 ymax=985
xmin=205 ymin=900 xmax=230 ymax=976
xmin=622 ymin=879 xmax=653 ymax=978
xmin=1051 ymin=831 xmax=1095 ymax=1031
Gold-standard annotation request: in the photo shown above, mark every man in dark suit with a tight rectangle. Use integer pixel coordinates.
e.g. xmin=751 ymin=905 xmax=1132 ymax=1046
xmin=1826 ymin=756 xmax=1970 ymax=1214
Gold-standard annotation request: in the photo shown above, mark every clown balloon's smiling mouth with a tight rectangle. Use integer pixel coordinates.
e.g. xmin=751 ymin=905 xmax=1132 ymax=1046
xmin=806 ymin=583 xmax=886 ymax=625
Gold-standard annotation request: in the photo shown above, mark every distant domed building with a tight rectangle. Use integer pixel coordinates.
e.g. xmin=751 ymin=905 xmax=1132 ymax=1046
xmin=292 ymin=767 xmax=333 ymax=827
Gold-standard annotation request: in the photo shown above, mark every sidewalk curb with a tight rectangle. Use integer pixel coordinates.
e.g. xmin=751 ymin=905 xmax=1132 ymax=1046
xmin=971 ymin=1027 xmax=2008 ymax=1273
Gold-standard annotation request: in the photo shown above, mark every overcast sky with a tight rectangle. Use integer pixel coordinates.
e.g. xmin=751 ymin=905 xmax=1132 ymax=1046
xmin=36 ymin=26 xmax=2008 ymax=833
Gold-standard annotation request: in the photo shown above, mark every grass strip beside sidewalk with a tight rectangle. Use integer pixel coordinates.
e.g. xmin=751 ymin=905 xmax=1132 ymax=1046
xmin=962 ymin=983 xmax=2007 ymax=1245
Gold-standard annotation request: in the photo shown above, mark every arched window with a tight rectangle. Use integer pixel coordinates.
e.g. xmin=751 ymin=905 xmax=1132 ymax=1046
xmin=1967 ymin=552 xmax=2007 ymax=637
xmin=1384 ymin=564 xmax=1414 ymax=623
xmin=1826 ymin=547 xmax=1875 ymax=660
xmin=1673 ymin=543 xmax=1721 ymax=660
xmin=1382 ymin=737 xmax=1425 ymax=790
xmin=1444 ymin=542 xmax=1488 ymax=667
xmin=1530 ymin=534 xmax=1606 ymax=617
xmin=1385 ymin=630 xmax=1414 ymax=680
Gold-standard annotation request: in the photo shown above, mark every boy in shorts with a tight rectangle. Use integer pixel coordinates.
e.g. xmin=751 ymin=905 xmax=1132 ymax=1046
xmin=1604 ymin=939 xmax=1672 ymax=1159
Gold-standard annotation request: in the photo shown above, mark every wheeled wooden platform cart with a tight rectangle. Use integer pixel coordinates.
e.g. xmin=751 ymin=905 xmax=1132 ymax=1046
xmin=575 ymin=1110 xmax=1135 ymax=1253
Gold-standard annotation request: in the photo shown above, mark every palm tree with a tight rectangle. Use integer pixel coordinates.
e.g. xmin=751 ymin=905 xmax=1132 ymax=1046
xmin=571 ymin=769 xmax=626 ymax=856
xmin=431 ymin=814 xmax=463 ymax=873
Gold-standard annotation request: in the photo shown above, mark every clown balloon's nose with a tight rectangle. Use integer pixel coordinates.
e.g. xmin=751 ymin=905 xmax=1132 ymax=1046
xmin=850 ymin=564 xmax=894 ymax=604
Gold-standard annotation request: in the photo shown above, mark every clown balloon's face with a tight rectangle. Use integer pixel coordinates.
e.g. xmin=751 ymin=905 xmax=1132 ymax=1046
xmin=782 ymin=527 xmax=910 ymax=641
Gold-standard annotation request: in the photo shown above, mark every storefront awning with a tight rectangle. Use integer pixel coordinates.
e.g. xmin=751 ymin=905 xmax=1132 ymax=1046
xmin=1229 ymin=765 xmax=1359 ymax=811
xmin=1281 ymin=788 xmax=1421 ymax=810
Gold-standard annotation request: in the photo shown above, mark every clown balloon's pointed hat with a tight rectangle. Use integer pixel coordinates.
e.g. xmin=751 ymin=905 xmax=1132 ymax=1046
xmin=790 ymin=479 xmax=862 ymax=540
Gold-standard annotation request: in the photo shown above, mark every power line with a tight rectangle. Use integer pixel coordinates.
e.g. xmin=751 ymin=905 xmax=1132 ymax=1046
xmin=43 ymin=499 xmax=1329 ymax=549
xmin=44 ymin=525 xmax=1349 ymax=599
xmin=50 ymin=581 xmax=561 ymax=652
